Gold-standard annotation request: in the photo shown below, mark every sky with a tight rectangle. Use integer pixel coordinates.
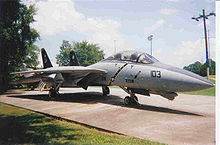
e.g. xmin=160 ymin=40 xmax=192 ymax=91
xmin=22 ymin=0 xmax=216 ymax=68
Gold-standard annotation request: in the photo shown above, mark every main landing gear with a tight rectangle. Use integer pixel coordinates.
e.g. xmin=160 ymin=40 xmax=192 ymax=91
xmin=48 ymin=84 xmax=61 ymax=99
xmin=102 ymin=86 xmax=110 ymax=96
xmin=49 ymin=87 xmax=58 ymax=98
xmin=119 ymin=86 xmax=139 ymax=106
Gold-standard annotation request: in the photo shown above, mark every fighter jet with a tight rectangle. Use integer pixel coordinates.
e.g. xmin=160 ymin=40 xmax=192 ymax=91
xmin=11 ymin=48 xmax=214 ymax=105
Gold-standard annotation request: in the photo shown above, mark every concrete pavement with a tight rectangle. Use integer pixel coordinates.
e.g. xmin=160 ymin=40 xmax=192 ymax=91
xmin=0 ymin=87 xmax=215 ymax=145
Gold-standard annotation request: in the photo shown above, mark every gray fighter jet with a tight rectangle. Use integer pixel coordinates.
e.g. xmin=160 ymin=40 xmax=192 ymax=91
xmin=11 ymin=48 xmax=214 ymax=105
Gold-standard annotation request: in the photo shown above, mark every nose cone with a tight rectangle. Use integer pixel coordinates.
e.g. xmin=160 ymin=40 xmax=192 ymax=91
xmin=190 ymin=76 xmax=214 ymax=91
xmin=171 ymin=66 xmax=214 ymax=92
xmin=155 ymin=63 xmax=214 ymax=92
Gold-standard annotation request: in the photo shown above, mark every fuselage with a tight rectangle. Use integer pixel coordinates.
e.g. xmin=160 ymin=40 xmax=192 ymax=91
xmin=88 ymin=51 xmax=213 ymax=93
xmin=13 ymin=49 xmax=213 ymax=102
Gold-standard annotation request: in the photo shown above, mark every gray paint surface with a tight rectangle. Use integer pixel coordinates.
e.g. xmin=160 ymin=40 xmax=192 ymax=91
xmin=89 ymin=59 xmax=213 ymax=93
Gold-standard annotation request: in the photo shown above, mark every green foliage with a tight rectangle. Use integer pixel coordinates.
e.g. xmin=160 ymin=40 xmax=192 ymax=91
xmin=56 ymin=40 xmax=72 ymax=66
xmin=200 ymin=59 xmax=215 ymax=76
xmin=24 ymin=44 xmax=40 ymax=69
xmin=0 ymin=0 xmax=40 ymax=92
xmin=74 ymin=41 xmax=104 ymax=66
xmin=0 ymin=0 xmax=40 ymax=72
xmin=183 ymin=59 xmax=215 ymax=76
xmin=56 ymin=40 xmax=105 ymax=66
xmin=0 ymin=103 xmax=165 ymax=145
xmin=183 ymin=61 xmax=202 ymax=75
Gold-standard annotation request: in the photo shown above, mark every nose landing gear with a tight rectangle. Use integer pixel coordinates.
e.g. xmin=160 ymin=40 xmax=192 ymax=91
xmin=124 ymin=95 xmax=139 ymax=105
xmin=119 ymin=86 xmax=139 ymax=106
xmin=102 ymin=86 xmax=110 ymax=96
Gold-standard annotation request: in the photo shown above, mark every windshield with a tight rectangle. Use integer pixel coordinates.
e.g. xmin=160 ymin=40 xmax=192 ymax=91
xmin=105 ymin=51 xmax=159 ymax=64
xmin=137 ymin=54 xmax=153 ymax=64
xmin=145 ymin=53 xmax=159 ymax=62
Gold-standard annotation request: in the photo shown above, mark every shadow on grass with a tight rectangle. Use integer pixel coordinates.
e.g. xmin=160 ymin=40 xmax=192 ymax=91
xmin=0 ymin=113 xmax=78 ymax=144
xmin=7 ymin=91 xmax=202 ymax=116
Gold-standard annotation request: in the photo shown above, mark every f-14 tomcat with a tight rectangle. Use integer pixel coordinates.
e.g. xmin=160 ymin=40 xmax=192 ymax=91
xmin=11 ymin=48 xmax=214 ymax=105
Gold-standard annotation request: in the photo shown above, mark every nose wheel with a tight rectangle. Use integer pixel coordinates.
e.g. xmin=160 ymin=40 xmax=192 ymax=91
xmin=124 ymin=96 xmax=130 ymax=105
xmin=102 ymin=86 xmax=110 ymax=96
xmin=124 ymin=95 xmax=139 ymax=105
xmin=119 ymin=86 xmax=139 ymax=106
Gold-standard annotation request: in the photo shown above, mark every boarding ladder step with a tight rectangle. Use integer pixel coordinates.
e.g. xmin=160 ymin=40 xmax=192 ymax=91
xmin=38 ymin=80 xmax=46 ymax=91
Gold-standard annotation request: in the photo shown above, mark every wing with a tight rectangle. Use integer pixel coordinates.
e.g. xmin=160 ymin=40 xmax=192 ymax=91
xmin=10 ymin=66 xmax=107 ymax=89
xmin=10 ymin=66 xmax=107 ymax=75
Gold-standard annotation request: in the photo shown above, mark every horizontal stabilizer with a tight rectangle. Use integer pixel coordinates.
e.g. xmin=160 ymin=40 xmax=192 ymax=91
xmin=9 ymin=75 xmax=42 ymax=84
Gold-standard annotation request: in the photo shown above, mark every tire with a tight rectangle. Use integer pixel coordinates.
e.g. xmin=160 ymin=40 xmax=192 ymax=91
xmin=49 ymin=88 xmax=56 ymax=98
xmin=102 ymin=86 xmax=110 ymax=96
xmin=124 ymin=96 xmax=131 ymax=105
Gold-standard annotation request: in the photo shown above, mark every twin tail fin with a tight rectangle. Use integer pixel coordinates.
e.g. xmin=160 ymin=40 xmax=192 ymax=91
xmin=41 ymin=48 xmax=53 ymax=68
xmin=41 ymin=48 xmax=80 ymax=67
xmin=69 ymin=50 xmax=80 ymax=66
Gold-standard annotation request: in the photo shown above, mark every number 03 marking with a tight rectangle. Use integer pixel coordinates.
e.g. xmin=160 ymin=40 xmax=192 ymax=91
xmin=151 ymin=71 xmax=161 ymax=78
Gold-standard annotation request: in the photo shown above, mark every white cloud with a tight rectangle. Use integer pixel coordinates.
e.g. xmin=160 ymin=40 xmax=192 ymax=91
xmin=166 ymin=0 xmax=179 ymax=2
xmin=160 ymin=8 xmax=177 ymax=15
xmin=154 ymin=38 xmax=216 ymax=68
xmin=21 ymin=0 xmax=35 ymax=7
xmin=144 ymin=19 xmax=165 ymax=33
xmin=205 ymin=0 xmax=215 ymax=3
xmin=28 ymin=0 xmax=131 ymax=57
xmin=178 ymin=28 xmax=184 ymax=32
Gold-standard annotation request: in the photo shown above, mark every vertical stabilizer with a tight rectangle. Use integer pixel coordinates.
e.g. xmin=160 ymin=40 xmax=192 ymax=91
xmin=41 ymin=48 xmax=53 ymax=68
xmin=69 ymin=50 xmax=80 ymax=66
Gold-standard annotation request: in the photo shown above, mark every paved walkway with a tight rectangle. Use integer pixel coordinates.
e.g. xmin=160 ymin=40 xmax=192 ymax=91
xmin=0 ymin=88 xmax=215 ymax=145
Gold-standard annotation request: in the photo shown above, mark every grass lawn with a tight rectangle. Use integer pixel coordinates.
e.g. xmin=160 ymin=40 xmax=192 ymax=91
xmin=0 ymin=103 xmax=165 ymax=145
xmin=182 ymin=87 xmax=215 ymax=96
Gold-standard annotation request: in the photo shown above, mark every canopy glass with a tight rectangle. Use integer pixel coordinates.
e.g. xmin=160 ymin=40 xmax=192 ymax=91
xmin=106 ymin=51 xmax=159 ymax=64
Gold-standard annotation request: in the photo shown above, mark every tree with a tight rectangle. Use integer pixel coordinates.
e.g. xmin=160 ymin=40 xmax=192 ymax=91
xmin=7 ymin=3 xmax=40 ymax=72
xmin=24 ymin=44 xmax=40 ymax=69
xmin=183 ymin=61 xmax=202 ymax=75
xmin=183 ymin=59 xmax=215 ymax=76
xmin=200 ymin=59 xmax=215 ymax=76
xmin=209 ymin=59 xmax=216 ymax=75
xmin=56 ymin=40 xmax=104 ymax=66
xmin=74 ymin=41 xmax=104 ymax=66
xmin=0 ymin=0 xmax=40 ymax=92
xmin=56 ymin=40 xmax=72 ymax=66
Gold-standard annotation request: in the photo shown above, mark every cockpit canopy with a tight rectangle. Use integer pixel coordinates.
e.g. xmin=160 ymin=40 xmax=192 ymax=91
xmin=106 ymin=51 xmax=159 ymax=64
